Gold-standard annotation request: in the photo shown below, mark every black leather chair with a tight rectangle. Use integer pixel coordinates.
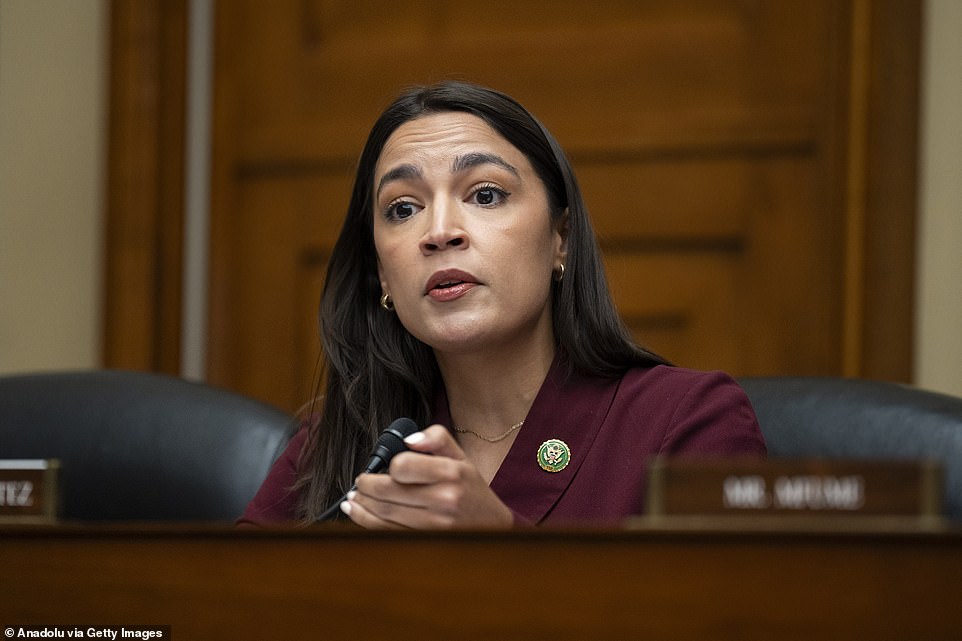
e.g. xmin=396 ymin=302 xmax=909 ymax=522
xmin=0 ymin=370 xmax=294 ymax=521
xmin=739 ymin=377 xmax=962 ymax=521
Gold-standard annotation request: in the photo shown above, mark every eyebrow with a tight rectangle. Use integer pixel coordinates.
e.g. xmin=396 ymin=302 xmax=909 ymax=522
xmin=376 ymin=163 xmax=422 ymax=200
xmin=375 ymin=152 xmax=521 ymax=200
xmin=452 ymin=152 xmax=520 ymax=178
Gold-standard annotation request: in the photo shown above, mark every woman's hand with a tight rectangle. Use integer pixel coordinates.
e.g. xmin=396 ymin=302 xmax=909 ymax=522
xmin=341 ymin=424 xmax=514 ymax=529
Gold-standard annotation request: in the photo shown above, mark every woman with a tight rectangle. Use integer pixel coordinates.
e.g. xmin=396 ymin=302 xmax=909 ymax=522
xmin=240 ymin=81 xmax=766 ymax=528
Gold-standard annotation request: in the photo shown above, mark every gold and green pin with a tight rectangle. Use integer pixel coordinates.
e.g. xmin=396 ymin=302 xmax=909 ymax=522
xmin=537 ymin=438 xmax=571 ymax=473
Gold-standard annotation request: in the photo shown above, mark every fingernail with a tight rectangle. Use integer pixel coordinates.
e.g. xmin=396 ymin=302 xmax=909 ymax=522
xmin=404 ymin=431 xmax=426 ymax=445
xmin=346 ymin=490 xmax=356 ymax=501
xmin=340 ymin=500 xmax=352 ymax=515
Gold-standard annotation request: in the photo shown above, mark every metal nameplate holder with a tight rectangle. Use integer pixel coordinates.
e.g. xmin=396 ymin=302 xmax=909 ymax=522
xmin=641 ymin=458 xmax=944 ymax=531
xmin=0 ymin=459 xmax=60 ymax=523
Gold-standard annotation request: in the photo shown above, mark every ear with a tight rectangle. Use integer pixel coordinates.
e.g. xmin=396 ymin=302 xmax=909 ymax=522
xmin=554 ymin=209 xmax=570 ymax=266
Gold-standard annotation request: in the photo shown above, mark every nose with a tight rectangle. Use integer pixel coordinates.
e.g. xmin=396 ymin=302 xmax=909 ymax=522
xmin=419 ymin=198 xmax=468 ymax=255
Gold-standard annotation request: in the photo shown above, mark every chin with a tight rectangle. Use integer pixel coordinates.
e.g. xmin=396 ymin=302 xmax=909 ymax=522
xmin=426 ymin=332 xmax=491 ymax=355
xmin=416 ymin=322 xmax=497 ymax=355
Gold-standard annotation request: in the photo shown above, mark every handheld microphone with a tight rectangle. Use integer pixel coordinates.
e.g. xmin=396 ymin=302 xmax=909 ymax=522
xmin=315 ymin=417 xmax=420 ymax=522
xmin=360 ymin=417 xmax=419 ymax=474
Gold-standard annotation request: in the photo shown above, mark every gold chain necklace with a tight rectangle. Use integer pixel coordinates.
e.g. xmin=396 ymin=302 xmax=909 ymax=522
xmin=453 ymin=419 xmax=525 ymax=443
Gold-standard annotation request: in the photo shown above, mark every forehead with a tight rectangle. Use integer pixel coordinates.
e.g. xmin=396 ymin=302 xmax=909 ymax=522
xmin=375 ymin=112 xmax=530 ymax=176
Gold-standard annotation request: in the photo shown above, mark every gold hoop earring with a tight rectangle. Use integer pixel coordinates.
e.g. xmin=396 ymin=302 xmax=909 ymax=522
xmin=554 ymin=263 xmax=565 ymax=282
xmin=380 ymin=293 xmax=394 ymax=311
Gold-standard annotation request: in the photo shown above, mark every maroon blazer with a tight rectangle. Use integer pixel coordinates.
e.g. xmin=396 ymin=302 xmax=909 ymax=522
xmin=239 ymin=363 xmax=766 ymax=526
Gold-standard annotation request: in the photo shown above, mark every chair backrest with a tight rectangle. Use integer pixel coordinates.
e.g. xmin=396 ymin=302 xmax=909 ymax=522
xmin=739 ymin=377 xmax=962 ymax=521
xmin=0 ymin=370 xmax=294 ymax=521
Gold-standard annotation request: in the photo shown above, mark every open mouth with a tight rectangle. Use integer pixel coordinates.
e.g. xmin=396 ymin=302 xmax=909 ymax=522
xmin=425 ymin=269 xmax=478 ymax=295
xmin=425 ymin=270 xmax=479 ymax=301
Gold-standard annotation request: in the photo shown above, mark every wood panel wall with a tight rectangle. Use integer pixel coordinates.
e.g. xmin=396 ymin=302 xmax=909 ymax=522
xmin=105 ymin=0 xmax=920 ymax=412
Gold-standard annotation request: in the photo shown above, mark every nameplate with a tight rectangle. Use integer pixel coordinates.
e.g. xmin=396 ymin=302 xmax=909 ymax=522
xmin=646 ymin=458 xmax=942 ymax=518
xmin=0 ymin=459 xmax=60 ymax=522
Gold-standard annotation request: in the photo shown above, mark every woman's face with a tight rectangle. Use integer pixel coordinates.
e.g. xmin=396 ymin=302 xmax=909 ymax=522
xmin=372 ymin=112 xmax=566 ymax=356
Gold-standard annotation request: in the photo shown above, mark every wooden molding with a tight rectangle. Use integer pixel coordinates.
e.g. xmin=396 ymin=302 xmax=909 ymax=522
xmin=102 ymin=0 xmax=187 ymax=374
xmin=861 ymin=0 xmax=921 ymax=381
xmin=839 ymin=0 xmax=920 ymax=381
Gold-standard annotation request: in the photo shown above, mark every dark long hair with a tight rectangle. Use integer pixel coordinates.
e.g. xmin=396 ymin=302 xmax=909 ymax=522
xmin=295 ymin=81 xmax=668 ymax=520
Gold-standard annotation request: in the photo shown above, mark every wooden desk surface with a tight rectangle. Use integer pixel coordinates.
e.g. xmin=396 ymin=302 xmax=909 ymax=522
xmin=2 ymin=522 xmax=961 ymax=640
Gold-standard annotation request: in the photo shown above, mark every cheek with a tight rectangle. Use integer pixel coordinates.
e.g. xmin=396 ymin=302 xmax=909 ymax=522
xmin=375 ymin=244 xmax=419 ymax=304
xmin=492 ymin=239 xmax=555 ymax=305
xmin=517 ymin=225 xmax=560 ymax=276
xmin=373 ymin=230 xmax=399 ymax=284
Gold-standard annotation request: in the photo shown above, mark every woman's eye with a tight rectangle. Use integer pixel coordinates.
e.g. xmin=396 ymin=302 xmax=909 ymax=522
xmin=471 ymin=186 xmax=509 ymax=207
xmin=386 ymin=200 xmax=420 ymax=220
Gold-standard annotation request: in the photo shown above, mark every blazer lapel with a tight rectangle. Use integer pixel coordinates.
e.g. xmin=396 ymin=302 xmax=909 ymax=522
xmin=489 ymin=361 xmax=618 ymax=524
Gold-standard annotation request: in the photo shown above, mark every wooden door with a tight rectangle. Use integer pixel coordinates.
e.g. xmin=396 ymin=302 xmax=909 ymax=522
xmin=105 ymin=0 xmax=918 ymax=412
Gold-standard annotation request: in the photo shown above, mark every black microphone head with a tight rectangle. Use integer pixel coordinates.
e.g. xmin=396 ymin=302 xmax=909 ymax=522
xmin=364 ymin=417 xmax=419 ymax=474
xmin=383 ymin=417 xmax=419 ymax=441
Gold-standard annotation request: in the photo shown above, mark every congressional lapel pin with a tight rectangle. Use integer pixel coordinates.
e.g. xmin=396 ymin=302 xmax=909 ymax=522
xmin=537 ymin=439 xmax=571 ymax=473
